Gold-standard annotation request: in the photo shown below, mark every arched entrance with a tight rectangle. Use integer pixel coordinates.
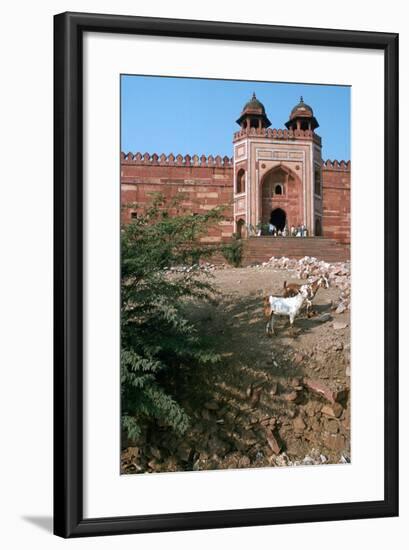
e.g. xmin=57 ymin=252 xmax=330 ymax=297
xmin=236 ymin=218 xmax=245 ymax=238
xmin=261 ymin=165 xmax=302 ymax=230
xmin=270 ymin=208 xmax=286 ymax=231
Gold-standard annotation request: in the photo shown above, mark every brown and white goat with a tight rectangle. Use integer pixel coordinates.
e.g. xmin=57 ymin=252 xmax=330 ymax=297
xmin=283 ymin=275 xmax=329 ymax=315
xmin=263 ymin=286 xmax=310 ymax=336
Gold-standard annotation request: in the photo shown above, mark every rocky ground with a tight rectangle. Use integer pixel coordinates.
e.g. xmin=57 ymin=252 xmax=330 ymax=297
xmin=121 ymin=257 xmax=351 ymax=475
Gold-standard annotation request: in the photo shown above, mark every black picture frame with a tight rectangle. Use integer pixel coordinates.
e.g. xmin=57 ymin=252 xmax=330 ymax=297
xmin=54 ymin=11 xmax=399 ymax=538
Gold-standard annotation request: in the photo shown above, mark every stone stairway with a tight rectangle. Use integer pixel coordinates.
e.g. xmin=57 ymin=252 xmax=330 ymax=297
xmin=241 ymin=237 xmax=350 ymax=266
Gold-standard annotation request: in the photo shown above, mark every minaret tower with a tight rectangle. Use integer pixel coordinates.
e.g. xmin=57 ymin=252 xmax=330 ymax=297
xmin=285 ymin=96 xmax=319 ymax=132
xmin=236 ymin=92 xmax=271 ymax=131
xmin=233 ymin=94 xmax=323 ymax=237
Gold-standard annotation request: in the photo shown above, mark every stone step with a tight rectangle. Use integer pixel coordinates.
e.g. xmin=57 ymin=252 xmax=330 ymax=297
xmin=241 ymin=237 xmax=350 ymax=266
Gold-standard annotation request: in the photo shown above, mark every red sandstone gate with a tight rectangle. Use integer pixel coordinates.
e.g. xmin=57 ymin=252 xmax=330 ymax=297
xmin=261 ymin=166 xmax=303 ymax=229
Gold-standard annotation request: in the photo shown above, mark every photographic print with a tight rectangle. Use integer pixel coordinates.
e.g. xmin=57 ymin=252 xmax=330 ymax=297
xmin=120 ymin=75 xmax=351 ymax=475
xmin=54 ymin=13 xmax=398 ymax=536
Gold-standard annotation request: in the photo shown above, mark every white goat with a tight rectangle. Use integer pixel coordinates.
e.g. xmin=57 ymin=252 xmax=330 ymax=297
xmin=283 ymin=275 xmax=329 ymax=316
xmin=264 ymin=286 xmax=310 ymax=336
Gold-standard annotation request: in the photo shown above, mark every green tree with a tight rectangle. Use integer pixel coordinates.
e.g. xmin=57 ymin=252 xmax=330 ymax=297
xmin=121 ymin=195 xmax=223 ymax=442
xmin=221 ymin=233 xmax=243 ymax=267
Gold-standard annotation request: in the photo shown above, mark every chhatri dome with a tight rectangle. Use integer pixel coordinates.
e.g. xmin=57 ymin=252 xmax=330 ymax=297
xmin=236 ymin=92 xmax=271 ymax=129
xmin=285 ymin=96 xmax=319 ymax=131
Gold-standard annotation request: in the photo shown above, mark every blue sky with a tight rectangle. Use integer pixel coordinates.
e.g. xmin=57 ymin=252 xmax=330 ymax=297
xmin=121 ymin=75 xmax=350 ymax=161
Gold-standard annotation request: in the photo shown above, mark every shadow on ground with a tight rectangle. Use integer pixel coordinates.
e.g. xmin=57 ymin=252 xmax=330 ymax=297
xmin=21 ymin=516 xmax=53 ymax=533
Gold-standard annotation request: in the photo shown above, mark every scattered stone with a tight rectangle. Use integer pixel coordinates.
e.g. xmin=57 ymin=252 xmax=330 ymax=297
xmin=321 ymin=403 xmax=343 ymax=418
xmin=161 ymin=457 xmax=179 ymax=472
xmin=238 ymin=456 xmax=251 ymax=468
xmin=123 ymin=446 xmax=140 ymax=461
xmin=283 ymin=390 xmax=298 ymax=402
xmin=323 ymin=433 xmax=345 ymax=451
xmin=260 ymin=416 xmax=275 ymax=427
xmin=304 ymin=378 xmax=336 ymax=403
xmin=265 ymin=429 xmax=282 ymax=454
xmin=304 ymin=400 xmax=321 ymax=417
xmin=148 ymin=458 xmax=161 ymax=470
xmin=128 ymin=256 xmax=351 ymax=475
xmin=249 ymin=387 xmax=262 ymax=407
xmin=325 ymin=418 xmax=339 ymax=434
xmin=270 ymin=382 xmax=278 ymax=396
xmin=293 ymin=416 xmax=306 ymax=434
xmin=273 ymin=452 xmax=291 ymax=467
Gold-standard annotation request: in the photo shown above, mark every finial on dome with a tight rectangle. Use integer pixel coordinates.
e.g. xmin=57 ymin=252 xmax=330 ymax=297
xmin=236 ymin=92 xmax=271 ymax=129
xmin=285 ymin=96 xmax=319 ymax=131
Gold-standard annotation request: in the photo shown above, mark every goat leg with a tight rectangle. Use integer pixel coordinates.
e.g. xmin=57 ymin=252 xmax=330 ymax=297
xmin=266 ymin=315 xmax=274 ymax=337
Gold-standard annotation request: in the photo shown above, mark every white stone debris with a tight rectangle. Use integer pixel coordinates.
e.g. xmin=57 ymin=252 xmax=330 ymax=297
xmin=258 ymin=255 xmax=351 ymax=311
xmin=273 ymin=449 xmax=330 ymax=468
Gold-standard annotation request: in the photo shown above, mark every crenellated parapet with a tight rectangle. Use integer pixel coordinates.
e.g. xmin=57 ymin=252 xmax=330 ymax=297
xmin=322 ymin=159 xmax=351 ymax=171
xmin=121 ymin=152 xmax=233 ymax=167
xmin=233 ymin=126 xmax=322 ymax=146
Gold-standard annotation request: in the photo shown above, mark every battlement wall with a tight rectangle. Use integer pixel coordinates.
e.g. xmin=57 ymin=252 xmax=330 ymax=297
xmin=322 ymin=159 xmax=351 ymax=171
xmin=120 ymin=152 xmax=234 ymax=241
xmin=121 ymin=151 xmax=233 ymax=167
xmin=233 ymin=127 xmax=322 ymax=146
xmin=120 ymin=152 xmax=350 ymax=244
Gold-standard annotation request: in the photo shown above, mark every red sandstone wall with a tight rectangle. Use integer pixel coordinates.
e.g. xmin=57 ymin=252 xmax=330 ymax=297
xmin=120 ymin=153 xmax=234 ymax=243
xmin=120 ymin=153 xmax=351 ymax=246
xmin=322 ymin=161 xmax=351 ymax=244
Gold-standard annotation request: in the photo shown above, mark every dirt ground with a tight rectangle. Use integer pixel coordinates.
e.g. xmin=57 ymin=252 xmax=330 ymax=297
xmin=122 ymin=265 xmax=351 ymax=474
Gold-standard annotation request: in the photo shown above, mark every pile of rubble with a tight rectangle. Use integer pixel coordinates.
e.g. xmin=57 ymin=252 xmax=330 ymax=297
xmin=121 ymin=371 xmax=351 ymax=475
xmin=163 ymin=262 xmax=219 ymax=274
xmin=258 ymin=255 xmax=351 ymax=311
xmin=273 ymin=448 xmax=350 ymax=468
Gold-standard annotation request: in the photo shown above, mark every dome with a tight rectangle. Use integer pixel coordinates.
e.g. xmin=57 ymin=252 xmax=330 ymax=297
xmin=236 ymin=92 xmax=271 ymax=128
xmin=285 ymin=96 xmax=319 ymax=131
xmin=241 ymin=92 xmax=266 ymax=115
xmin=289 ymin=96 xmax=314 ymax=120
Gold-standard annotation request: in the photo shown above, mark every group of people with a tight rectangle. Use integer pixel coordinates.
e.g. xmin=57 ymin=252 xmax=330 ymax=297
xmin=267 ymin=223 xmax=308 ymax=237
xmin=246 ymin=222 xmax=308 ymax=237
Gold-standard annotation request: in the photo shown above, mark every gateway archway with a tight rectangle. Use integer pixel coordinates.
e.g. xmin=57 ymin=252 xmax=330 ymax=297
xmin=261 ymin=165 xmax=301 ymax=230
xmin=270 ymin=208 xmax=286 ymax=232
